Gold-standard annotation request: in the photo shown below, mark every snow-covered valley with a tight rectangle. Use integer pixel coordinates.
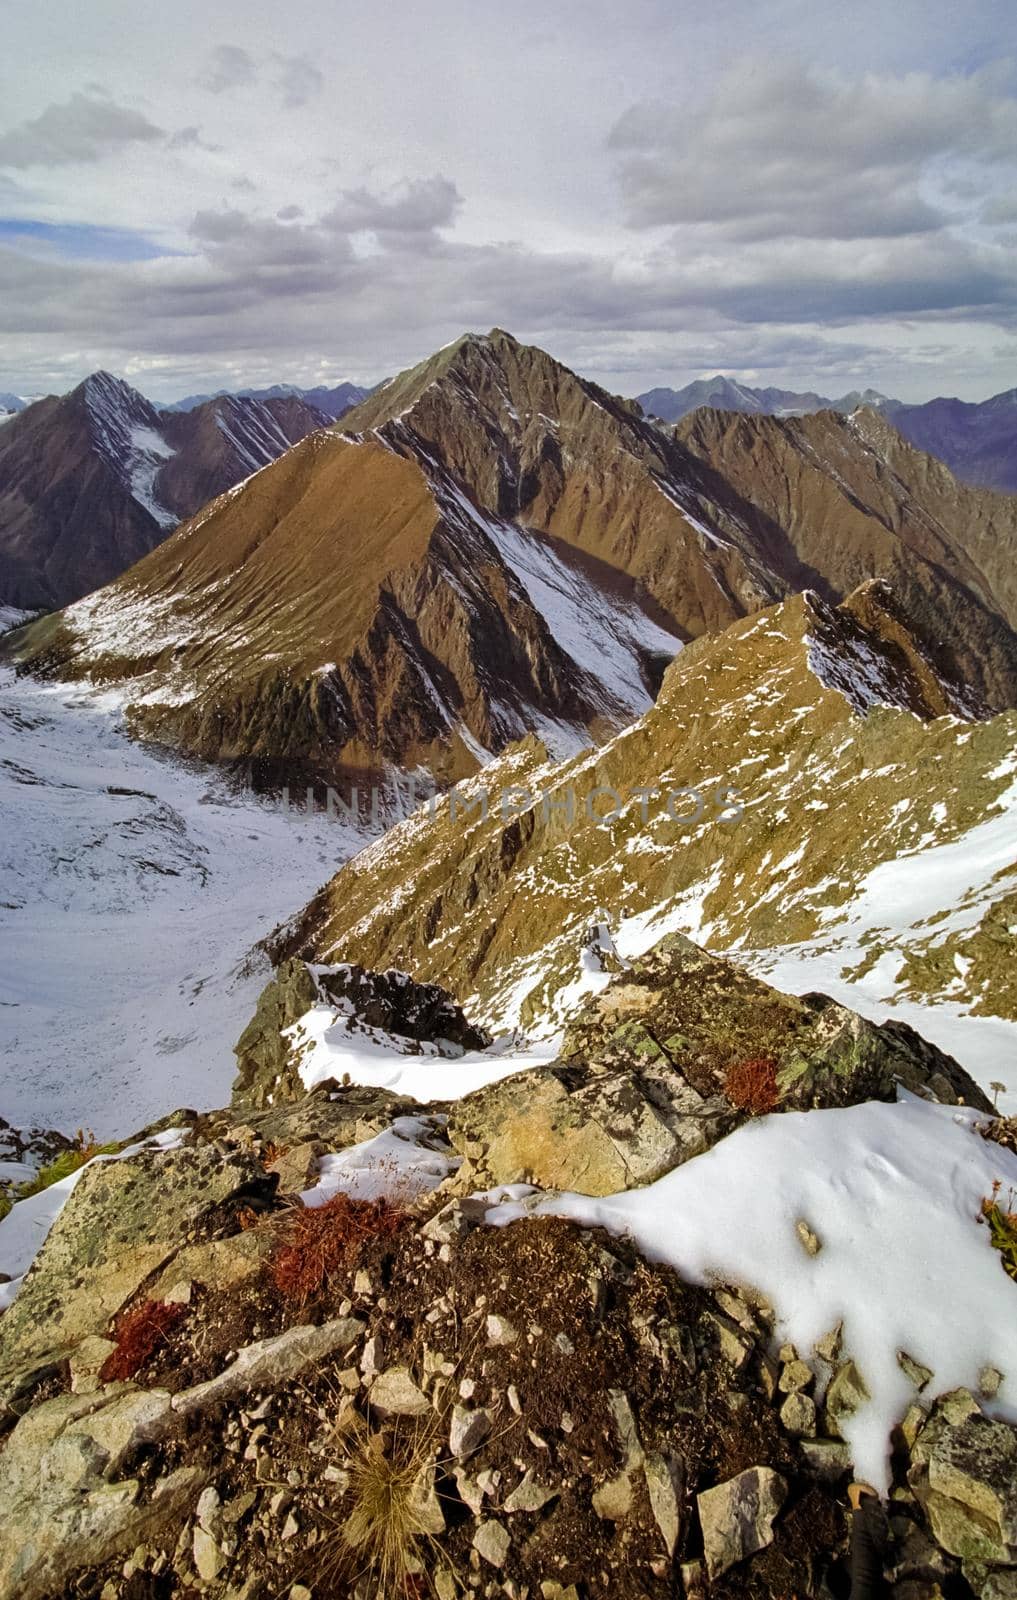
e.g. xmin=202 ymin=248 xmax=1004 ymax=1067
xmin=0 ymin=667 xmax=367 ymax=1136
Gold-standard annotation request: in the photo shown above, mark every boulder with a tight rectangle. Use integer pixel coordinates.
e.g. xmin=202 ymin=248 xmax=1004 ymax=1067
xmin=448 ymin=1063 xmax=716 ymax=1196
xmin=909 ymin=1398 xmax=1017 ymax=1565
xmin=0 ymin=1140 xmax=273 ymax=1392
xmin=697 ymin=1465 xmax=788 ymax=1579
xmin=0 ymin=1387 xmax=202 ymax=1600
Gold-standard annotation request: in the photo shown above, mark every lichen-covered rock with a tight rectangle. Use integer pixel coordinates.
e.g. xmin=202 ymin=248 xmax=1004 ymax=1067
xmin=0 ymin=1387 xmax=202 ymax=1600
xmin=909 ymin=1396 xmax=1017 ymax=1566
xmin=561 ymin=936 xmax=992 ymax=1118
xmin=448 ymin=1061 xmax=715 ymax=1195
xmin=0 ymin=1139 xmax=273 ymax=1392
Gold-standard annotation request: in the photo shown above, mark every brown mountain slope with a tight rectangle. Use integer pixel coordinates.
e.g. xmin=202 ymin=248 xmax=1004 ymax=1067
xmin=282 ymin=580 xmax=1017 ymax=1032
xmin=7 ymin=430 xmax=681 ymax=784
xmin=0 ymin=374 xmax=328 ymax=610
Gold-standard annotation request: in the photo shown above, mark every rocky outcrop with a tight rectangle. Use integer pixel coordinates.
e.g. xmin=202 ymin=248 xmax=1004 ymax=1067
xmin=0 ymin=1140 xmax=274 ymax=1402
xmin=232 ymin=958 xmax=489 ymax=1108
xmin=232 ymin=957 xmax=320 ymax=1106
xmin=446 ymin=935 xmax=990 ymax=1194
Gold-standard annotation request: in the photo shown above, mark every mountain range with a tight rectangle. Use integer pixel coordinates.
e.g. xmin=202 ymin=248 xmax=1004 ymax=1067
xmin=0 ymin=372 xmax=330 ymax=610
xmin=166 ymin=379 xmax=371 ymax=418
xmin=6 ymin=328 xmax=1017 ymax=795
xmin=637 ymin=374 xmax=1017 ymax=492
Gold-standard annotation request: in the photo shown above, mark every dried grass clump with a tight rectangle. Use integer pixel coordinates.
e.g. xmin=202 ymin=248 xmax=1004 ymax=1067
xmin=338 ymin=1415 xmax=445 ymax=1595
xmin=724 ymin=1055 xmax=779 ymax=1115
xmin=270 ymin=1191 xmax=404 ymax=1303
xmin=100 ymin=1299 xmax=186 ymax=1382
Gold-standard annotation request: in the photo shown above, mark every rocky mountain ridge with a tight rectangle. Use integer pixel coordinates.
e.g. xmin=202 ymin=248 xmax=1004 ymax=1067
xmin=280 ymin=579 xmax=1017 ymax=1052
xmin=637 ymin=374 xmax=1017 ymax=495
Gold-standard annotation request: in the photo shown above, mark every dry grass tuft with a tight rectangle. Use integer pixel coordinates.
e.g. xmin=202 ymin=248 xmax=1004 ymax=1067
xmin=724 ymin=1055 xmax=779 ymax=1115
xmin=339 ymin=1413 xmax=446 ymax=1596
xmin=100 ymin=1299 xmax=187 ymax=1382
xmin=270 ymin=1191 xmax=405 ymax=1304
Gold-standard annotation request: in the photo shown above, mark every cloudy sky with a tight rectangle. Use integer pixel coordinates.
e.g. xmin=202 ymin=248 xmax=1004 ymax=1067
xmin=2 ymin=0 xmax=1016 ymax=402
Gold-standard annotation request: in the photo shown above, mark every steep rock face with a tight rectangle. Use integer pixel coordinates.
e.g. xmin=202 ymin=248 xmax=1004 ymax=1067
xmin=676 ymin=405 xmax=1017 ymax=712
xmin=282 ymin=583 xmax=1017 ymax=1032
xmin=340 ymin=330 xmax=798 ymax=637
xmin=0 ymin=374 xmax=328 ymax=609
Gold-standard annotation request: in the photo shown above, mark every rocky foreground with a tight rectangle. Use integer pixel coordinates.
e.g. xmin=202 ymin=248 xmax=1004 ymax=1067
xmin=1 ymin=940 xmax=1016 ymax=1599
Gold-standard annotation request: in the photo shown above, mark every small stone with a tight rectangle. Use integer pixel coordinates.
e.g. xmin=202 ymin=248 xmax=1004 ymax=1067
xmin=370 ymin=1367 xmax=430 ymax=1417
xmin=164 ymin=1279 xmax=192 ymax=1305
xmin=780 ymin=1391 xmax=817 ymax=1438
xmin=486 ymin=1314 xmax=518 ymax=1346
xmin=898 ymin=1350 xmax=934 ymax=1393
xmin=193 ymin=1526 xmax=226 ymax=1582
xmin=353 ymin=1269 xmax=373 ymax=1297
xmin=473 ymin=1520 xmax=511 ymax=1568
xmin=814 ymin=1322 xmax=843 ymax=1364
xmin=979 ymin=1366 xmax=1004 ymax=1399
xmin=282 ymin=1513 xmax=299 ymax=1541
xmin=592 ymin=1472 xmax=634 ymax=1520
xmin=503 ymin=1470 xmax=559 ymax=1514
xmin=779 ymin=1359 xmax=814 ymax=1394
xmin=507 ymin=1385 xmax=522 ymax=1414
xmin=454 ymin=1466 xmax=485 ymax=1514
xmin=290 ymin=1587 xmax=313 ymax=1600
xmin=196 ymin=1485 xmax=221 ymax=1531
xmin=450 ymin=1404 xmax=493 ymax=1460
xmin=798 ymin=1439 xmax=852 ymax=1482
xmin=644 ymin=1451 xmax=685 ymax=1555
xmin=825 ymin=1359 xmax=870 ymax=1436
xmin=795 ymin=1218 xmax=822 ymax=1256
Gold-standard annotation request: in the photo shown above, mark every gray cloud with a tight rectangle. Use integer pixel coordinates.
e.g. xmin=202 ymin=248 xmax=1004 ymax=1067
xmin=0 ymin=92 xmax=165 ymax=168
xmin=610 ymin=59 xmax=1017 ymax=242
xmin=323 ymin=176 xmax=463 ymax=234
xmin=201 ymin=46 xmax=257 ymax=94
xmin=273 ymin=53 xmax=325 ymax=109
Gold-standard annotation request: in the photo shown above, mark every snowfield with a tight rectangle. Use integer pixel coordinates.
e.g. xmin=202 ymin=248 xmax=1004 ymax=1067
xmin=0 ymin=667 xmax=368 ymax=1137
